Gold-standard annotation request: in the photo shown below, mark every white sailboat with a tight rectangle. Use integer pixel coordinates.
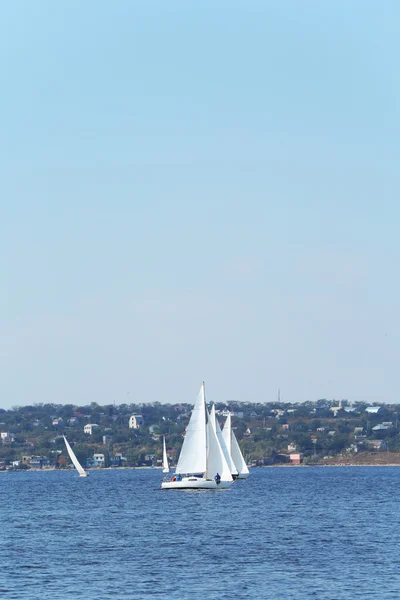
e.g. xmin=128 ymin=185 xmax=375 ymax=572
xmin=161 ymin=383 xmax=234 ymax=490
xmin=211 ymin=405 xmax=238 ymax=479
xmin=162 ymin=436 xmax=169 ymax=473
xmin=63 ymin=435 xmax=88 ymax=477
xmin=222 ymin=412 xmax=250 ymax=479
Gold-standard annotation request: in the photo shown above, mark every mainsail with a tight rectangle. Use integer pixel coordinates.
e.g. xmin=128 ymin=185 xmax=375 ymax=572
xmin=206 ymin=405 xmax=233 ymax=482
xmin=63 ymin=435 xmax=88 ymax=477
xmin=175 ymin=384 xmax=207 ymax=475
xmin=212 ymin=406 xmax=238 ymax=477
xmin=231 ymin=429 xmax=250 ymax=477
xmin=222 ymin=412 xmax=249 ymax=478
xmin=221 ymin=412 xmax=233 ymax=457
xmin=162 ymin=436 xmax=169 ymax=473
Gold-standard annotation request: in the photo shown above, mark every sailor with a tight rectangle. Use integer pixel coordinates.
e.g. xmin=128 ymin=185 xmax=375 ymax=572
xmin=214 ymin=472 xmax=221 ymax=484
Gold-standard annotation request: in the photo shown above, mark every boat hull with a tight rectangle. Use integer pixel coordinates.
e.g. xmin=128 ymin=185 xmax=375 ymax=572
xmin=161 ymin=478 xmax=233 ymax=490
xmin=237 ymin=473 xmax=249 ymax=479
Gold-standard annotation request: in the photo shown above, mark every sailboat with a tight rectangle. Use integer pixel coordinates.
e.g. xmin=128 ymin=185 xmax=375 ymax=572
xmin=211 ymin=405 xmax=238 ymax=479
xmin=162 ymin=436 xmax=169 ymax=473
xmin=222 ymin=412 xmax=250 ymax=479
xmin=161 ymin=383 xmax=234 ymax=490
xmin=63 ymin=435 xmax=88 ymax=477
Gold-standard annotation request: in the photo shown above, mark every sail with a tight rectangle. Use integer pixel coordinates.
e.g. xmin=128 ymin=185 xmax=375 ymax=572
xmin=63 ymin=435 xmax=87 ymax=477
xmin=231 ymin=428 xmax=249 ymax=477
xmin=175 ymin=384 xmax=207 ymax=475
xmin=162 ymin=436 xmax=169 ymax=473
xmin=221 ymin=412 xmax=232 ymax=457
xmin=213 ymin=406 xmax=238 ymax=476
xmin=206 ymin=405 xmax=232 ymax=482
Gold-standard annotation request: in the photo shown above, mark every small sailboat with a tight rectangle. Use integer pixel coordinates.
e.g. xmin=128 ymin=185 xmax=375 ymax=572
xmin=211 ymin=405 xmax=238 ymax=479
xmin=161 ymin=383 xmax=234 ymax=490
xmin=63 ymin=435 xmax=88 ymax=477
xmin=222 ymin=412 xmax=250 ymax=479
xmin=162 ymin=436 xmax=169 ymax=473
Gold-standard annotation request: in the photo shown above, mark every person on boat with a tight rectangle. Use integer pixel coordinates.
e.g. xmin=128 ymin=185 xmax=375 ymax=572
xmin=176 ymin=474 xmax=182 ymax=481
xmin=214 ymin=472 xmax=221 ymax=485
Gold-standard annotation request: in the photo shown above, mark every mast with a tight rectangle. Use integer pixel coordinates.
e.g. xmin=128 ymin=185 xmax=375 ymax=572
xmin=203 ymin=381 xmax=208 ymax=474
xmin=202 ymin=381 xmax=209 ymax=477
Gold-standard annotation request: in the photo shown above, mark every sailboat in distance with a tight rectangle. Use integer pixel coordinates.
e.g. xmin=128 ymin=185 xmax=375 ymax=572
xmin=63 ymin=435 xmax=88 ymax=477
xmin=211 ymin=405 xmax=238 ymax=479
xmin=222 ymin=412 xmax=250 ymax=479
xmin=161 ymin=383 xmax=233 ymax=490
xmin=162 ymin=436 xmax=169 ymax=473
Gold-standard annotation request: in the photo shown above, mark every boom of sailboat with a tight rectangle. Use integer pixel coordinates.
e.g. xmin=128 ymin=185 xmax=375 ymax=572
xmin=161 ymin=383 xmax=250 ymax=490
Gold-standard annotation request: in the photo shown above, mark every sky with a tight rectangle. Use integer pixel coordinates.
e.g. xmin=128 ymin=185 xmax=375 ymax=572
xmin=1 ymin=1 xmax=400 ymax=409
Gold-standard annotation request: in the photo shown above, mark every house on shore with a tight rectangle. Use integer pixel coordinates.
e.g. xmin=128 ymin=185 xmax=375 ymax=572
xmin=84 ymin=424 xmax=99 ymax=435
xmin=290 ymin=453 xmax=304 ymax=465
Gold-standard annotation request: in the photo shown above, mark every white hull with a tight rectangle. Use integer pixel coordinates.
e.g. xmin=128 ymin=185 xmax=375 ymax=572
xmin=237 ymin=472 xmax=249 ymax=479
xmin=162 ymin=478 xmax=233 ymax=490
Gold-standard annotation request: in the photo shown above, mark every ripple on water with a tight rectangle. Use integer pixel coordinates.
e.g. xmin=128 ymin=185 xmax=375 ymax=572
xmin=1 ymin=467 xmax=400 ymax=599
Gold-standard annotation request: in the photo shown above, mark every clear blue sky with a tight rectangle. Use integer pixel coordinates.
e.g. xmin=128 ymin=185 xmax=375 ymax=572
xmin=1 ymin=1 xmax=399 ymax=409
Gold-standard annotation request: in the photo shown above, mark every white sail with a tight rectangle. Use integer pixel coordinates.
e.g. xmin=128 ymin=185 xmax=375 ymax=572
xmin=63 ymin=435 xmax=88 ymax=477
xmin=206 ymin=405 xmax=232 ymax=482
xmin=213 ymin=406 xmax=238 ymax=477
xmin=221 ymin=412 xmax=232 ymax=457
xmin=231 ymin=428 xmax=250 ymax=478
xmin=175 ymin=384 xmax=207 ymax=475
xmin=162 ymin=436 xmax=169 ymax=473
xmin=222 ymin=412 xmax=249 ymax=478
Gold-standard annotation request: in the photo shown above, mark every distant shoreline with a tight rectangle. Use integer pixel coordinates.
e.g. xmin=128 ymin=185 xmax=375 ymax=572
xmin=262 ymin=463 xmax=400 ymax=468
xmin=2 ymin=466 xmax=156 ymax=473
xmin=4 ymin=462 xmax=400 ymax=473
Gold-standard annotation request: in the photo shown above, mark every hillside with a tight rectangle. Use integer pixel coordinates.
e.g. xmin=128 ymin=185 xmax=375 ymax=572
xmin=0 ymin=399 xmax=399 ymax=469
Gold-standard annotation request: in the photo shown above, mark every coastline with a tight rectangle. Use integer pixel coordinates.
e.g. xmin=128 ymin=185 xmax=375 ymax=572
xmin=5 ymin=462 xmax=400 ymax=473
xmin=2 ymin=465 xmax=166 ymax=473
xmin=5 ymin=451 xmax=400 ymax=472
xmin=263 ymin=463 xmax=400 ymax=468
xmin=263 ymin=452 xmax=400 ymax=468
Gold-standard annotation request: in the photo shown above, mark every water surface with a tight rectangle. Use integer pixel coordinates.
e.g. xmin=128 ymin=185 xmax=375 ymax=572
xmin=1 ymin=466 xmax=399 ymax=599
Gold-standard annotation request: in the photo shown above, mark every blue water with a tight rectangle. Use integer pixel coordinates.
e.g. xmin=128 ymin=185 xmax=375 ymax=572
xmin=1 ymin=467 xmax=400 ymax=599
